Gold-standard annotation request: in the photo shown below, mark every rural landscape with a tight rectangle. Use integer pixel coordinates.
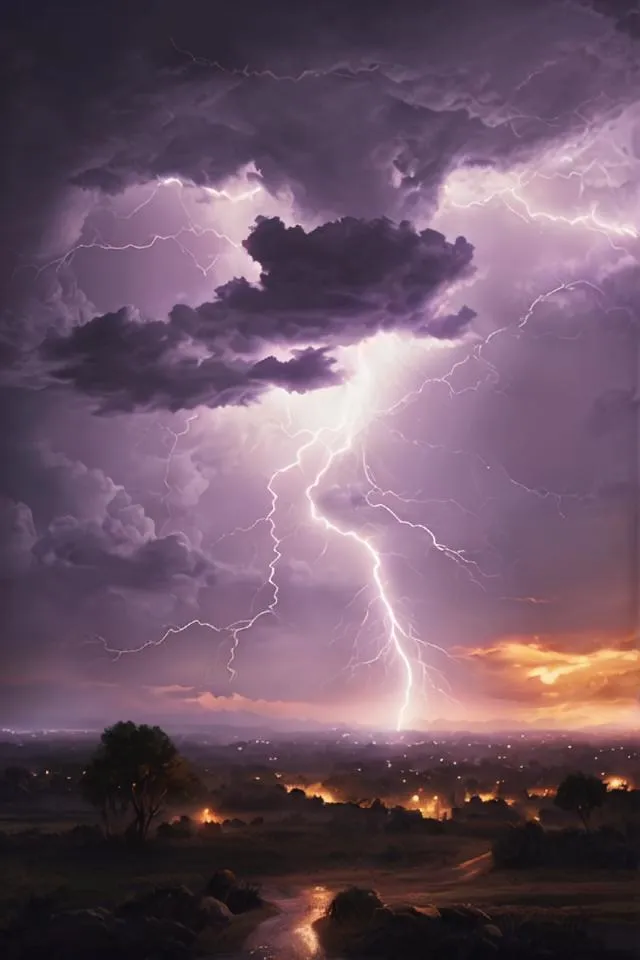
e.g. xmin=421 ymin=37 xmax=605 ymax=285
xmin=4 ymin=0 xmax=640 ymax=957
xmin=0 ymin=724 xmax=637 ymax=958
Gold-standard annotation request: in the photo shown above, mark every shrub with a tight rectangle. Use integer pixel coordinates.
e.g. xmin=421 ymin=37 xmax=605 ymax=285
xmin=492 ymin=822 xmax=639 ymax=870
xmin=492 ymin=820 xmax=545 ymax=868
xmin=225 ymin=882 xmax=263 ymax=913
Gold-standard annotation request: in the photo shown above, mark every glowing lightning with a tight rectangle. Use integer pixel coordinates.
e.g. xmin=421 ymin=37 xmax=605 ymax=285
xmin=159 ymin=413 xmax=200 ymax=536
xmin=91 ymin=122 xmax=640 ymax=730
xmin=441 ymin=152 xmax=640 ymax=250
xmin=169 ymin=36 xmax=382 ymax=83
xmin=298 ymin=356 xmax=414 ymax=730
xmin=281 ymin=344 xmax=486 ymax=730
xmin=31 ymin=173 xmax=262 ymax=281
xmin=96 ymin=338 xmax=481 ymax=730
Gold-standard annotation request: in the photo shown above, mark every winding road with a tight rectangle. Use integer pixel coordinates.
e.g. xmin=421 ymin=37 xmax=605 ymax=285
xmin=225 ymin=850 xmax=494 ymax=959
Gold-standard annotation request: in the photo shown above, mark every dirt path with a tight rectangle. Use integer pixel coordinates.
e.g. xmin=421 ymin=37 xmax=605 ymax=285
xmin=230 ymin=885 xmax=333 ymax=959
xmin=222 ymin=850 xmax=494 ymax=959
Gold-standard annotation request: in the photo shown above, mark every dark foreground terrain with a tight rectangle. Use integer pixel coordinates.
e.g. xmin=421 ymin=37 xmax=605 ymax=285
xmin=0 ymin=821 xmax=637 ymax=959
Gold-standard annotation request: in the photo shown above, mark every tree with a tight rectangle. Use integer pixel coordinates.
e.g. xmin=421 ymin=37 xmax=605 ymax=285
xmin=82 ymin=721 xmax=199 ymax=842
xmin=554 ymin=773 xmax=607 ymax=831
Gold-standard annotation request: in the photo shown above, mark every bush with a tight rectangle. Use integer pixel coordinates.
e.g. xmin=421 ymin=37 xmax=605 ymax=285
xmin=492 ymin=820 xmax=545 ymax=868
xmin=225 ymin=883 xmax=263 ymax=913
xmin=493 ymin=822 xmax=639 ymax=870
xmin=65 ymin=824 xmax=103 ymax=846
xmin=199 ymin=819 xmax=222 ymax=836
xmin=156 ymin=816 xmax=194 ymax=840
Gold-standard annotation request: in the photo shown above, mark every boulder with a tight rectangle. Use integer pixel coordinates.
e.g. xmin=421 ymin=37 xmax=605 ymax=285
xmin=439 ymin=904 xmax=493 ymax=929
xmin=117 ymin=884 xmax=215 ymax=932
xmin=14 ymin=908 xmax=119 ymax=960
xmin=116 ymin=915 xmax=196 ymax=958
xmin=199 ymin=896 xmax=234 ymax=927
xmin=203 ymin=868 xmax=237 ymax=902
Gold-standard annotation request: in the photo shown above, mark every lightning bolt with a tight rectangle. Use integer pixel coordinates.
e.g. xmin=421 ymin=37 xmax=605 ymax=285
xmin=30 ymin=173 xmax=262 ymax=281
xmin=88 ymin=115 xmax=639 ymax=730
xmin=159 ymin=413 xmax=200 ymax=536
xmin=440 ymin=140 xmax=639 ymax=250
xmin=95 ymin=337 xmax=481 ymax=730
xmin=169 ymin=36 xmax=382 ymax=83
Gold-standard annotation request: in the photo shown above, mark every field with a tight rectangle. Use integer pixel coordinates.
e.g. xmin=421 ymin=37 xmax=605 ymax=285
xmin=0 ymin=816 xmax=637 ymax=938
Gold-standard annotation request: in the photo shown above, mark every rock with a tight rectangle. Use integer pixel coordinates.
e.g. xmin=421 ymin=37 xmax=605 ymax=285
xmin=203 ymin=868 xmax=237 ymax=902
xmin=15 ymin=908 xmax=119 ymax=960
xmin=371 ymin=905 xmax=395 ymax=927
xmin=117 ymin=914 xmax=197 ymax=958
xmin=439 ymin=904 xmax=493 ymax=929
xmin=199 ymin=896 xmax=233 ymax=927
xmin=327 ymin=886 xmax=385 ymax=926
xmin=394 ymin=905 xmax=425 ymax=918
xmin=116 ymin=884 xmax=213 ymax=932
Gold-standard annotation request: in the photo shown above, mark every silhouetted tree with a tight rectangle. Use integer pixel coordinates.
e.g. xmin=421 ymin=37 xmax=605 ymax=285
xmin=554 ymin=773 xmax=607 ymax=831
xmin=82 ymin=721 xmax=199 ymax=842
xmin=81 ymin=752 xmax=129 ymax=837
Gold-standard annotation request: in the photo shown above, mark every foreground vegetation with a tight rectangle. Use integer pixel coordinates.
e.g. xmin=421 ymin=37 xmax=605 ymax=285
xmin=0 ymin=820 xmax=637 ymax=956
xmin=0 ymin=723 xmax=637 ymax=957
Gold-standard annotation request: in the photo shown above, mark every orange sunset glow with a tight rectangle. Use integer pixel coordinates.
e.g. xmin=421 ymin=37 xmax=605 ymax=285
xmin=462 ymin=636 xmax=640 ymax=728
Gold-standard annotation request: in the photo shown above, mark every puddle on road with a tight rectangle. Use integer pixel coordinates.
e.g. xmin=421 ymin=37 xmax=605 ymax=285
xmin=224 ymin=885 xmax=334 ymax=960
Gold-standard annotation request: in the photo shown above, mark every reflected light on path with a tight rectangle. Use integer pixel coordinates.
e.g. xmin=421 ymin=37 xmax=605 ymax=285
xmin=293 ymin=886 xmax=332 ymax=957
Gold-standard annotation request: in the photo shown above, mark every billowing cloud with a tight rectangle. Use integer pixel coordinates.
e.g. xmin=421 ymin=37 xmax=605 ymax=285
xmin=0 ymin=442 xmax=214 ymax=597
xmin=43 ymin=306 xmax=344 ymax=413
xmin=42 ymin=216 xmax=474 ymax=411
xmin=33 ymin=519 xmax=215 ymax=595
xmin=0 ymin=498 xmax=37 ymax=576
xmin=461 ymin=636 xmax=640 ymax=726
xmin=1 ymin=0 xmax=639 ymax=730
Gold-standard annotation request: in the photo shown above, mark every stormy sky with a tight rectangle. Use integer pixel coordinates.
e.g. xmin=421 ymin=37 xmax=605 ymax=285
xmin=1 ymin=0 xmax=639 ymax=732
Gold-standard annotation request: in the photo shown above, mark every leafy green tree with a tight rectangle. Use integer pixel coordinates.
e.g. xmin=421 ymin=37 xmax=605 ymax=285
xmin=554 ymin=772 xmax=607 ymax=831
xmin=82 ymin=721 xmax=199 ymax=842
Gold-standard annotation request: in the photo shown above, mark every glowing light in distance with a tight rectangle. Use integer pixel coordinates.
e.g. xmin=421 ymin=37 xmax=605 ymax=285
xmin=606 ymin=776 xmax=631 ymax=791
xmin=284 ymin=782 xmax=337 ymax=804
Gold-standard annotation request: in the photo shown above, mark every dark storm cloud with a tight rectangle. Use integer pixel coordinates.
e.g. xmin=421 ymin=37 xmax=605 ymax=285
xmin=581 ymin=0 xmax=640 ymax=36
xmin=43 ymin=308 xmax=343 ymax=413
xmin=0 ymin=440 xmax=214 ymax=595
xmin=43 ymin=216 xmax=474 ymax=411
xmin=250 ymin=348 xmax=342 ymax=392
xmin=47 ymin=0 xmax=622 ymax=231
xmin=33 ymin=520 xmax=214 ymax=593
xmin=2 ymin=0 xmax=640 ymax=727
xmin=3 ymin=0 xmax=623 ymax=333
